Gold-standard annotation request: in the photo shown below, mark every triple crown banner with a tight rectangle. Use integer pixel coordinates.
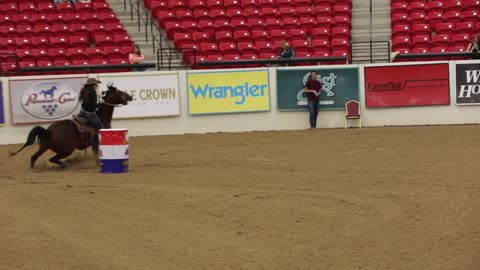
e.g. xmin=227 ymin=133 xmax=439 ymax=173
xmin=276 ymin=67 xmax=360 ymax=111
xmin=187 ymin=69 xmax=270 ymax=115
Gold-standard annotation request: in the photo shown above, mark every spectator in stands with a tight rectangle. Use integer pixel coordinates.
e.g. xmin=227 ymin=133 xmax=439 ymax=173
xmin=77 ymin=78 xmax=103 ymax=150
xmin=129 ymin=44 xmax=146 ymax=71
xmin=303 ymin=71 xmax=322 ymax=129
xmin=279 ymin=40 xmax=295 ymax=59
xmin=467 ymin=34 xmax=480 ymax=59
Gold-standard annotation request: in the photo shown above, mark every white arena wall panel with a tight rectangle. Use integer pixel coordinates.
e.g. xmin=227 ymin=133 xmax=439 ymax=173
xmin=1 ymin=60 xmax=480 ymax=145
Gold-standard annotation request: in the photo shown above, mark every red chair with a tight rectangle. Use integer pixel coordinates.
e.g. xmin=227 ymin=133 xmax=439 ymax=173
xmin=391 ymin=2 xmax=408 ymax=13
xmin=412 ymin=23 xmax=430 ymax=36
xmin=462 ymin=10 xmax=480 ymax=22
xmin=86 ymin=47 xmax=105 ymax=61
xmin=63 ymin=13 xmax=84 ymax=24
xmin=276 ymin=0 xmax=293 ymax=8
xmin=282 ymin=17 xmax=299 ymax=30
xmin=448 ymin=45 xmax=468 ymax=61
xmin=391 ymin=12 xmax=409 ymax=28
xmin=156 ymin=11 xmax=177 ymax=27
xmin=279 ymin=6 xmax=297 ymax=20
xmin=410 ymin=12 xmax=428 ymax=25
xmin=241 ymin=0 xmax=257 ymax=8
xmin=16 ymin=49 xmax=35 ymax=62
xmin=17 ymin=25 xmax=35 ymax=38
xmin=193 ymin=9 xmax=210 ymax=20
xmin=450 ymin=33 xmax=471 ymax=47
xmin=206 ymin=0 xmax=224 ymax=10
xmin=289 ymin=28 xmax=307 ymax=39
xmin=436 ymin=22 xmax=455 ymax=35
xmin=261 ymin=7 xmax=279 ymax=19
xmin=94 ymin=34 xmax=114 ymax=47
xmin=177 ymin=10 xmax=195 ymax=23
xmin=192 ymin=32 xmax=211 ymax=45
xmin=69 ymin=36 xmax=89 ymax=47
xmin=0 ymin=38 xmax=16 ymax=50
xmin=1 ymin=3 xmax=18 ymax=14
xmin=427 ymin=11 xmax=445 ymax=30
xmin=113 ymin=34 xmax=133 ymax=47
xmin=331 ymin=38 xmax=350 ymax=51
xmin=18 ymin=2 xmax=37 ymax=14
xmin=256 ymin=41 xmax=275 ymax=54
xmin=0 ymin=15 xmax=15 ymax=28
xmin=293 ymin=0 xmax=311 ymax=8
xmin=32 ymin=48 xmax=52 ymax=61
xmin=227 ymin=8 xmax=246 ymax=20
xmin=200 ymin=43 xmax=220 ymax=57
xmin=0 ymin=26 xmax=18 ymax=38
xmin=49 ymin=36 xmax=69 ymax=48
xmin=34 ymin=25 xmax=53 ymax=38
xmin=456 ymin=21 xmax=476 ymax=35
xmin=19 ymin=61 xmax=38 ymax=76
xmin=216 ymin=31 xmax=235 ymax=43
xmin=241 ymin=53 xmax=261 ymax=67
xmin=258 ymin=52 xmax=276 ymax=60
xmin=52 ymin=25 xmax=71 ymax=37
xmin=182 ymin=21 xmax=199 ymax=33
xmin=48 ymin=48 xmax=69 ymax=61
xmin=224 ymin=0 xmax=241 ymax=9
xmin=444 ymin=11 xmax=462 ymax=24
xmin=104 ymin=47 xmax=126 ymax=60
xmin=237 ymin=41 xmax=257 ymax=55
xmin=331 ymin=26 xmax=350 ymax=40
xmin=432 ymin=34 xmax=450 ymax=47
xmin=231 ymin=18 xmax=249 ymax=31
xmin=317 ymin=16 xmax=333 ymax=28
xmin=315 ymin=4 xmax=332 ymax=16
xmin=299 ymin=17 xmax=316 ymax=35
xmin=12 ymin=14 xmax=32 ymax=27
xmin=430 ymin=46 xmax=449 ymax=60
xmin=412 ymin=35 xmax=431 ymax=49
xmin=270 ymin=29 xmax=288 ymax=43
xmin=31 ymin=37 xmax=50 ymax=49
xmin=197 ymin=20 xmax=215 ymax=37
xmin=445 ymin=0 xmax=463 ymax=12
xmin=150 ymin=0 xmax=168 ymax=13
xmin=345 ymin=100 xmax=361 ymax=129
xmin=311 ymin=38 xmax=330 ymax=51
xmin=427 ymin=1 xmax=445 ymax=12
xmin=333 ymin=4 xmax=351 ymax=16
xmin=173 ymin=32 xmax=192 ymax=48
xmin=70 ymin=24 xmax=90 ymax=38
xmin=97 ymin=12 xmax=119 ymax=24
xmin=296 ymin=6 xmax=313 ymax=17
xmin=409 ymin=1 xmax=427 ymax=13
xmin=214 ymin=19 xmax=232 ymax=32
xmin=252 ymin=30 xmax=270 ymax=42
xmin=244 ymin=8 xmax=262 ymax=19
xmin=15 ymin=37 xmax=32 ymax=49
xmin=247 ymin=18 xmax=265 ymax=31
xmin=265 ymin=18 xmax=283 ymax=31
xmin=106 ymin=23 xmax=127 ymax=35
xmin=392 ymin=24 xmax=410 ymax=39
xmin=292 ymin=39 xmax=310 ymax=54
xmin=92 ymin=2 xmax=111 ymax=12
xmin=37 ymin=2 xmax=56 ymax=13
xmin=233 ymin=30 xmax=253 ymax=42
xmin=219 ymin=42 xmax=239 ymax=55
xmin=75 ymin=2 xmax=92 ymax=12
xmin=189 ymin=0 xmax=208 ymax=11
xmin=464 ymin=0 xmax=480 ymax=9
xmin=392 ymin=36 xmax=411 ymax=51
xmin=333 ymin=15 xmax=351 ymax=29
xmin=257 ymin=0 xmax=275 ymax=8
xmin=56 ymin=2 xmax=75 ymax=13
xmin=311 ymin=27 xmax=330 ymax=39
xmin=67 ymin=47 xmax=88 ymax=61
xmin=164 ymin=22 xmax=183 ymax=39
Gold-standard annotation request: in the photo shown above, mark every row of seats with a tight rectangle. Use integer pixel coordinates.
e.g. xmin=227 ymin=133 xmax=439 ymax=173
xmin=173 ymin=28 xmax=350 ymax=46
xmin=392 ymin=10 xmax=479 ymax=29
xmin=0 ymin=12 xmax=119 ymax=26
xmin=1 ymin=47 xmax=133 ymax=63
xmin=0 ymin=23 xmax=127 ymax=39
xmin=1 ymin=0 xmax=107 ymax=3
xmin=146 ymin=0 xmax=352 ymax=10
xmin=393 ymin=22 xmax=480 ymax=38
xmin=393 ymin=33 xmax=472 ymax=51
xmin=162 ymin=16 xmax=351 ymax=39
xmin=0 ymin=34 xmax=133 ymax=49
xmin=3 ymin=58 xmax=130 ymax=75
xmin=0 ymin=2 xmax=112 ymax=14
xmin=392 ymin=0 xmax=480 ymax=13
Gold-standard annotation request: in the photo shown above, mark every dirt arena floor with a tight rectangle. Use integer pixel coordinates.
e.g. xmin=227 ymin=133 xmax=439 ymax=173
xmin=1 ymin=125 xmax=480 ymax=270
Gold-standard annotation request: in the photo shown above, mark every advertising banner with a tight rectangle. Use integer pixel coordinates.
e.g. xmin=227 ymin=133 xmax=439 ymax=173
xmin=97 ymin=73 xmax=180 ymax=118
xmin=0 ymin=81 xmax=4 ymax=125
xmin=9 ymin=77 xmax=86 ymax=125
xmin=455 ymin=63 xmax=480 ymax=105
xmin=276 ymin=68 xmax=359 ymax=111
xmin=365 ymin=63 xmax=450 ymax=108
xmin=187 ymin=69 xmax=270 ymax=115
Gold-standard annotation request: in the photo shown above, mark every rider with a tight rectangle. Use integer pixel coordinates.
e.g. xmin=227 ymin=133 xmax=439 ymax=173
xmin=77 ymin=78 xmax=104 ymax=150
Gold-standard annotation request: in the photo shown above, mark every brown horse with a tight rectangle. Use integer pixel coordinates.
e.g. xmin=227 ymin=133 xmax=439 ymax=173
xmin=10 ymin=84 xmax=133 ymax=169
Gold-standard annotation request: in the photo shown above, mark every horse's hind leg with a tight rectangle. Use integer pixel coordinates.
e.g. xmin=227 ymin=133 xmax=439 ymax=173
xmin=31 ymin=145 xmax=48 ymax=169
xmin=49 ymin=151 xmax=74 ymax=169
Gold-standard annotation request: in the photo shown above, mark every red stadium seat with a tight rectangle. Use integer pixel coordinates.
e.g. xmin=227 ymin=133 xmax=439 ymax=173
xmin=200 ymin=42 xmax=220 ymax=57
xmin=56 ymin=2 xmax=75 ymax=13
xmin=436 ymin=22 xmax=455 ymax=35
xmin=233 ymin=30 xmax=253 ymax=42
xmin=252 ymin=30 xmax=270 ymax=42
xmin=410 ymin=12 xmax=428 ymax=25
xmin=412 ymin=35 xmax=431 ymax=49
xmin=312 ymin=27 xmax=331 ymax=39
xmin=456 ymin=21 xmax=476 ymax=35
xmin=237 ymin=41 xmax=257 ymax=55
xmin=427 ymin=11 xmax=445 ymax=30
xmin=18 ymin=2 xmax=38 ymax=14
xmin=427 ymin=1 xmax=445 ymax=12
xmin=431 ymin=34 xmax=450 ymax=47
xmin=256 ymin=41 xmax=275 ymax=54
xmin=311 ymin=38 xmax=330 ymax=51
xmin=16 ymin=49 xmax=35 ymax=62
xmin=219 ymin=42 xmax=239 ymax=55
xmin=216 ymin=31 xmax=235 ymax=43
xmin=67 ymin=47 xmax=88 ymax=61
xmin=445 ymin=0 xmax=464 ymax=12
xmin=392 ymin=36 xmax=412 ymax=51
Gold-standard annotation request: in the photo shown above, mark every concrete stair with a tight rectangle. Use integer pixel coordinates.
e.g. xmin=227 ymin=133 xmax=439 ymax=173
xmin=106 ymin=0 xmax=186 ymax=69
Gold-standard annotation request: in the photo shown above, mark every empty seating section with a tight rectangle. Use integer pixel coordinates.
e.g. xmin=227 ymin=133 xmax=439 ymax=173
xmin=145 ymin=0 xmax=352 ymax=65
xmin=0 ymin=0 xmax=133 ymax=73
xmin=391 ymin=0 xmax=480 ymax=60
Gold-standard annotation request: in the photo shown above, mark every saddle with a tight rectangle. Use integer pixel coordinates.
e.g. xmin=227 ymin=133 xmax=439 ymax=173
xmin=72 ymin=115 xmax=96 ymax=147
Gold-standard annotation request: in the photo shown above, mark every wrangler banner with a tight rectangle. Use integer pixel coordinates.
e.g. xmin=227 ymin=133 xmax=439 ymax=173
xmin=365 ymin=63 xmax=450 ymax=108
xmin=276 ymin=67 xmax=359 ymax=111
xmin=98 ymin=73 xmax=180 ymax=118
xmin=0 ymin=81 xmax=4 ymax=125
xmin=455 ymin=63 xmax=480 ymax=105
xmin=9 ymin=77 xmax=86 ymax=125
xmin=187 ymin=70 xmax=270 ymax=115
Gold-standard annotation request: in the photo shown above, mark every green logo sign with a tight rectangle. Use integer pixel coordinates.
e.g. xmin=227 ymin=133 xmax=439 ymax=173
xmin=277 ymin=68 xmax=360 ymax=111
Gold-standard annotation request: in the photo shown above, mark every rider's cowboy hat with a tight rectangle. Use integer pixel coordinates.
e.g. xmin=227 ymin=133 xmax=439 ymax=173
xmin=84 ymin=78 xmax=102 ymax=86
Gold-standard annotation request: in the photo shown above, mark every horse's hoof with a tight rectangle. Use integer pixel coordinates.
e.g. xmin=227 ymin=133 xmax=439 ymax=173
xmin=60 ymin=161 xmax=71 ymax=169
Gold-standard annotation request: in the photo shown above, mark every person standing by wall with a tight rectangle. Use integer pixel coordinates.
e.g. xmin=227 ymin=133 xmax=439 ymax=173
xmin=303 ymin=71 xmax=322 ymax=129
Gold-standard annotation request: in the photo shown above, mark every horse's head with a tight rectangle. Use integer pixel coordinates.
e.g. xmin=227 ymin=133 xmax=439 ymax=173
xmin=102 ymin=84 xmax=133 ymax=105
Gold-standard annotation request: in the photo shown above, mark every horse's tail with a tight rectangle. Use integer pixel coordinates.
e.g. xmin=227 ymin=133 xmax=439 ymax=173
xmin=9 ymin=126 xmax=49 ymax=157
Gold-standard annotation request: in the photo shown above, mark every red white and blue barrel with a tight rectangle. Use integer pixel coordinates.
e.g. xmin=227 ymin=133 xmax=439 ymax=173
xmin=98 ymin=128 xmax=129 ymax=173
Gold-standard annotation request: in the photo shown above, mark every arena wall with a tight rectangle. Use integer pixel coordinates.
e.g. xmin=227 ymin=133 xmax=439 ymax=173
xmin=1 ymin=60 xmax=480 ymax=145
